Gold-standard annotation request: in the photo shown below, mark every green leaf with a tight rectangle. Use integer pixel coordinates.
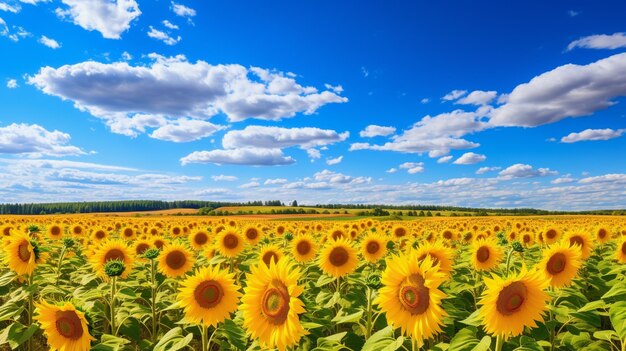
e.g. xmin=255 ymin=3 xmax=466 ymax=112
xmin=471 ymin=336 xmax=491 ymax=351
xmin=449 ymin=327 xmax=481 ymax=351
xmin=460 ymin=309 xmax=482 ymax=327
xmin=362 ymin=326 xmax=404 ymax=351
xmin=221 ymin=318 xmax=247 ymax=351
xmin=609 ymin=301 xmax=626 ymax=341
xmin=577 ymin=300 xmax=606 ymax=313
xmin=331 ymin=310 xmax=363 ymax=324
xmin=316 ymin=275 xmax=337 ymax=287
xmin=0 ymin=322 xmax=37 ymax=349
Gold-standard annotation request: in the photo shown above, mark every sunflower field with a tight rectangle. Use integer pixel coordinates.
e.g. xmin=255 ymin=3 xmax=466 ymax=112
xmin=0 ymin=215 xmax=625 ymax=351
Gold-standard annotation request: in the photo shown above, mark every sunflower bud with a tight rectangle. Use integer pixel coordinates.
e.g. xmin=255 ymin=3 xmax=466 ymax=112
xmin=104 ymin=260 xmax=125 ymax=277
xmin=511 ymin=241 xmax=524 ymax=253
xmin=63 ymin=238 xmax=75 ymax=248
xmin=143 ymin=248 xmax=160 ymax=260
xmin=284 ymin=233 xmax=294 ymax=241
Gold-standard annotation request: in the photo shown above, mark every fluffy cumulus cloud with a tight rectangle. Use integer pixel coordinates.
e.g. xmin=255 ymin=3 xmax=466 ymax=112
xmin=149 ymin=119 xmax=224 ymax=142
xmin=498 ymin=164 xmax=558 ymax=179
xmin=171 ymin=1 xmax=195 ymax=17
xmin=568 ymin=33 xmax=626 ymax=51
xmin=490 ymin=53 xmax=626 ymax=127
xmin=38 ymin=35 xmax=60 ymax=49
xmin=312 ymin=169 xmax=371 ymax=185
xmin=180 ymin=148 xmax=295 ymax=166
xmin=560 ymin=128 xmax=625 ymax=143
xmin=578 ymin=173 xmax=626 ymax=184
xmin=222 ymin=126 xmax=348 ymax=149
xmin=6 ymin=78 xmax=17 ymax=88
xmin=437 ymin=155 xmax=453 ymax=164
xmin=453 ymin=152 xmax=486 ymax=165
xmin=359 ymin=125 xmax=396 ymax=137
xmin=211 ymin=174 xmax=237 ymax=181
xmin=147 ymin=26 xmax=180 ymax=45
xmin=56 ymin=0 xmax=141 ymax=39
xmin=399 ymin=162 xmax=424 ymax=174
xmin=326 ymin=155 xmax=343 ymax=165
xmin=476 ymin=166 xmax=501 ymax=175
xmin=350 ymin=110 xmax=487 ymax=156
xmin=455 ymin=90 xmax=497 ymax=105
xmin=29 ymin=55 xmax=347 ymax=140
xmin=264 ymin=178 xmax=287 ymax=185
xmin=442 ymin=89 xmax=467 ymax=101
xmin=0 ymin=123 xmax=85 ymax=157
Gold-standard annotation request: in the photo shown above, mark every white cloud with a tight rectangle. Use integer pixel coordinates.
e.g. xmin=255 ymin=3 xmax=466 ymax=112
xmin=442 ymin=89 xmax=467 ymax=101
xmin=0 ymin=123 xmax=84 ymax=157
xmin=306 ymin=148 xmax=321 ymax=160
xmin=324 ymin=84 xmax=343 ymax=93
xmin=560 ymin=128 xmax=624 ymax=143
xmin=147 ymin=26 xmax=180 ymax=45
xmin=180 ymin=148 xmax=295 ymax=166
xmin=476 ymin=166 xmax=501 ymax=175
xmin=121 ymin=51 xmax=132 ymax=60
xmin=386 ymin=168 xmax=397 ymax=173
xmin=313 ymin=169 xmax=371 ymax=185
xmin=162 ymin=20 xmax=178 ymax=30
xmin=498 ymin=164 xmax=558 ymax=179
xmin=579 ymin=174 xmax=626 ymax=184
xmin=326 ymin=155 xmax=343 ymax=166
xmin=223 ymin=126 xmax=349 ymax=149
xmin=361 ymin=66 xmax=369 ymax=77
xmin=149 ymin=119 xmax=224 ymax=142
xmin=453 ymin=152 xmax=486 ymax=165
xmin=350 ymin=110 xmax=487 ymax=156
xmin=551 ymin=175 xmax=575 ymax=184
xmin=568 ymin=10 xmax=579 ymax=17
xmin=29 ymin=55 xmax=347 ymax=137
xmin=359 ymin=125 xmax=396 ymax=138
xmin=56 ymin=0 xmax=141 ymax=39
xmin=211 ymin=174 xmax=238 ymax=182
xmin=38 ymin=35 xmax=60 ymax=49
xmin=239 ymin=181 xmax=260 ymax=189
xmin=171 ymin=1 xmax=195 ymax=17
xmin=455 ymin=90 xmax=497 ymax=105
xmin=437 ymin=155 xmax=453 ymax=164
xmin=399 ymin=162 xmax=424 ymax=174
xmin=6 ymin=78 xmax=17 ymax=88
xmin=0 ymin=2 xmax=20 ymax=13
xmin=264 ymin=178 xmax=287 ymax=185
xmin=420 ymin=98 xmax=430 ymax=104
xmin=568 ymin=33 xmax=626 ymax=51
xmin=490 ymin=53 xmax=626 ymax=127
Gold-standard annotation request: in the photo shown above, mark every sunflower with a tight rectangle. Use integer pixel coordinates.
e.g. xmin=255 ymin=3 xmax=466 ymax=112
xmin=47 ymin=224 xmax=64 ymax=241
xmin=539 ymin=242 xmax=582 ymax=288
xmin=4 ymin=231 xmax=38 ymax=276
xmin=158 ymin=243 xmax=195 ymax=278
xmin=391 ymin=225 xmax=408 ymax=240
xmin=133 ymin=240 xmax=152 ymax=260
xmin=565 ymin=232 xmax=593 ymax=260
xmin=291 ymin=234 xmax=317 ymax=263
xmin=596 ymin=227 xmax=611 ymax=244
xmin=471 ymin=239 xmax=504 ymax=271
xmin=240 ymin=259 xmax=307 ymax=351
xmin=243 ymin=225 xmax=263 ymax=246
xmin=361 ymin=233 xmax=387 ymax=263
xmin=616 ymin=239 xmax=626 ymax=264
xmin=327 ymin=227 xmax=347 ymax=241
xmin=121 ymin=227 xmax=135 ymax=241
xmin=178 ymin=265 xmax=240 ymax=327
xmin=259 ymin=244 xmax=283 ymax=266
xmin=89 ymin=239 xmax=135 ymax=279
xmin=91 ymin=228 xmax=108 ymax=242
xmin=415 ymin=240 xmax=454 ymax=276
xmin=215 ymin=229 xmax=244 ymax=258
xmin=188 ymin=230 xmax=210 ymax=250
xmin=478 ymin=266 xmax=549 ymax=338
xmin=318 ymin=237 xmax=358 ymax=278
xmin=70 ymin=225 xmax=84 ymax=237
xmin=543 ymin=227 xmax=560 ymax=245
xmin=375 ymin=250 xmax=447 ymax=342
xmin=34 ymin=301 xmax=94 ymax=351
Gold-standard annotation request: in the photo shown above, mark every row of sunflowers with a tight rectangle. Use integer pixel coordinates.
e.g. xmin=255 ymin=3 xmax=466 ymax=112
xmin=0 ymin=215 xmax=625 ymax=350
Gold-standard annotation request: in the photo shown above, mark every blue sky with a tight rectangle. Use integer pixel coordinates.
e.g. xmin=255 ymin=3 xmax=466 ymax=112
xmin=1 ymin=0 xmax=626 ymax=210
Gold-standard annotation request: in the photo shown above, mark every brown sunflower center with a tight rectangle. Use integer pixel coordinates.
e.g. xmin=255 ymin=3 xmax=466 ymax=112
xmin=569 ymin=236 xmax=584 ymax=247
xmin=546 ymin=229 xmax=557 ymax=239
xmin=95 ymin=231 xmax=106 ymax=239
xmin=73 ymin=227 xmax=82 ymax=235
xmin=262 ymin=251 xmax=279 ymax=266
xmin=443 ymin=231 xmax=453 ymax=239
xmin=331 ymin=230 xmax=344 ymax=240
xmin=17 ymin=240 xmax=31 ymax=262
xmin=296 ymin=240 xmax=311 ymax=255
xmin=104 ymin=249 xmax=125 ymax=262
xmin=418 ymin=253 xmax=440 ymax=266
xmin=50 ymin=226 xmax=61 ymax=236
xmin=172 ymin=227 xmax=181 ymax=235
xmin=55 ymin=310 xmax=84 ymax=340
xmin=329 ymin=247 xmax=349 ymax=267
xmin=123 ymin=228 xmax=133 ymax=237
xmin=621 ymin=242 xmax=626 ymax=255
xmin=523 ymin=234 xmax=531 ymax=243
xmin=245 ymin=228 xmax=258 ymax=240
xmin=476 ymin=246 xmax=490 ymax=263
xmin=598 ymin=229 xmax=607 ymax=239
xmin=366 ymin=241 xmax=380 ymax=254
xmin=165 ymin=250 xmax=186 ymax=269
xmin=261 ymin=281 xmax=290 ymax=325
xmin=398 ymin=274 xmax=429 ymax=315
xmin=546 ymin=252 xmax=567 ymax=275
xmin=194 ymin=232 xmax=208 ymax=245
xmin=496 ymin=281 xmax=527 ymax=316
xmin=223 ymin=233 xmax=239 ymax=249
xmin=136 ymin=243 xmax=149 ymax=255
xmin=154 ymin=240 xmax=164 ymax=249
xmin=395 ymin=228 xmax=407 ymax=237
xmin=194 ymin=280 xmax=223 ymax=308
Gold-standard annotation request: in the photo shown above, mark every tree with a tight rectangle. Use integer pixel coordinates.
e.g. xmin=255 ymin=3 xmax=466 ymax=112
xmin=292 ymin=200 xmax=298 ymax=207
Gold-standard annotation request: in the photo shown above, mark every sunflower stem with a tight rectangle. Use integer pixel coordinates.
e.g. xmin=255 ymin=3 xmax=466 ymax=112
xmin=110 ymin=276 xmax=117 ymax=336
xmin=365 ymin=287 xmax=373 ymax=338
xmin=504 ymin=248 xmax=515 ymax=276
xmin=55 ymin=245 xmax=67 ymax=286
xmin=27 ymin=274 xmax=33 ymax=351
xmin=495 ymin=334 xmax=504 ymax=351
xmin=201 ymin=324 xmax=209 ymax=351
xmin=150 ymin=259 xmax=158 ymax=342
